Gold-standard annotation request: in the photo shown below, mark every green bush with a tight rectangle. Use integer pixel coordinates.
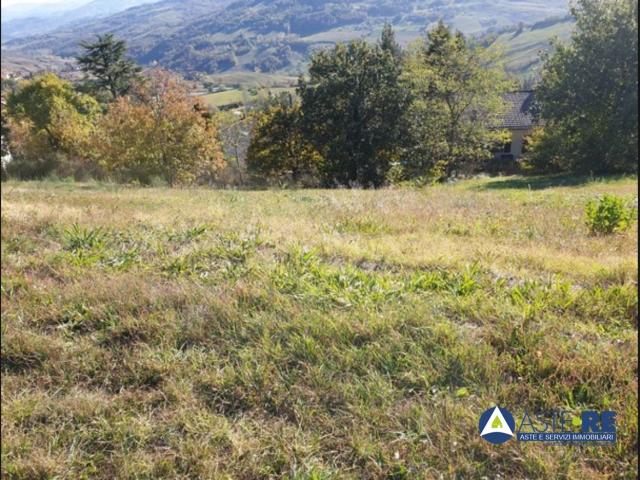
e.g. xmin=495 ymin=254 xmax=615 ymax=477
xmin=585 ymin=195 xmax=636 ymax=235
xmin=5 ymin=151 xmax=62 ymax=180
xmin=385 ymin=163 xmax=407 ymax=185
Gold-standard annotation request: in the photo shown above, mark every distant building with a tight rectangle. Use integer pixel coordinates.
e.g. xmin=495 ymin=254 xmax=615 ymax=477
xmin=494 ymin=90 xmax=541 ymax=161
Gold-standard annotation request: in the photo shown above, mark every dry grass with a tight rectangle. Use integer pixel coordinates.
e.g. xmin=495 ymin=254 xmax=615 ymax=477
xmin=1 ymin=174 xmax=637 ymax=478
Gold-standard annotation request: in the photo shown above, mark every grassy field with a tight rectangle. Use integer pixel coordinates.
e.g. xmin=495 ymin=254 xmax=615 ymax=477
xmin=1 ymin=175 xmax=637 ymax=479
xmin=199 ymin=87 xmax=297 ymax=108
xmin=489 ymin=19 xmax=574 ymax=77
xmin=202 ymin=72 xmax=299 ymax=88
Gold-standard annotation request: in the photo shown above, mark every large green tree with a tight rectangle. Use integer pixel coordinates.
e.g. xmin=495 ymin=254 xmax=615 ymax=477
xmin=298 ymin=27 xmax=408 ymax=187
xmin=5 ymin=73 xmax=101 ymax=178
xmin=246 ymin=102 xmax=323 ymax=185
xmin=401 ymin=22 xmax=511 ymax=180
xmin=533 ymin=0 xmax=638 ymax=173
xmin=77 ymin=33 xmax=142 ymax=100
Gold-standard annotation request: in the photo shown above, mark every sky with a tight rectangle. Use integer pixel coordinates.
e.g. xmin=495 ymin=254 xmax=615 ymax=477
xmin=2 ymin=0 xmax=79 ymax=7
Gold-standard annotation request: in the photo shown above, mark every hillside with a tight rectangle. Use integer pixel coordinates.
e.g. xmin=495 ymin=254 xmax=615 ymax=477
xmin=2 ymin=175 xmax=637 ymax=477
xmin=1 ymin=0 xmax=163 ymax=42
xmin=2 ymin=0 xmax=569 ymax=77
xmin=487 ymin=17 xmax=574 ymax=78
xmin=1 ymin=0 xmax=87 ymax=22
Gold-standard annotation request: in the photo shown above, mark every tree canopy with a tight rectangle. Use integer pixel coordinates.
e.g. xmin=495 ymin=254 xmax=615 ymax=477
xmin=532 ymin=0 xmax=638 ymax=173
xmin=5 ymin=73 xmax=101 ymax=178
xmin=298 ymin=29 xmax=408 ymax=187
xmin=91 ymin=69 xmax=224 ymax=185
xmin=401 ymin=22 xmax=512 ymax=180
xmin=247 ymin=102 xmax=322 ymax=185
xmin=77 ymin=33 xmax=142 ymax=100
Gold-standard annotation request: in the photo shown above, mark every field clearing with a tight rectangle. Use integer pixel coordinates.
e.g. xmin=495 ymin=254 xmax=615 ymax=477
xmin=203 ymin=72 xmax=299 ymax=88
xmin=489 ymin=20 xmax=574 ymax=76
xmin=1 ymin=175 xmax=638 ymax=478
xmin=199 ymin=87 xmax=296 ymax=108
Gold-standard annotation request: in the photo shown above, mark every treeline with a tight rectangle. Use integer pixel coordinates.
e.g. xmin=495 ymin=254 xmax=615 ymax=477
xmin=530 ymin=0 xmax=637 ymax=174
xmin=248 ymin=23 xmax=510 ymax=187
xmin=248 ymin=0 xmax=638 ymax=186
xmin=1 ymin=0 xmax=637 ymax=187
xmin=2 ymin=34 xmax=224 ymax=185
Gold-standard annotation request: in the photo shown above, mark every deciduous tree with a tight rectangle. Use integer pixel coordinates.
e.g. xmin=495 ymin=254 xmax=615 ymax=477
xmin=247 ymin=103 xmax=322 ymax=185
xmin=216 ymin=109 xmax=258 ymax=185
xmin=298 ymin=27 xmax=408 ymax=187
xmin=402 ymin=22 xmax=511 ymax=180
xmin=92 ymin=69 xmax=224 ymax=185
xmin=5 ymin=73 xmax=100 ymax=178
xmin=532 ymin=0 xmax=638 ymax=173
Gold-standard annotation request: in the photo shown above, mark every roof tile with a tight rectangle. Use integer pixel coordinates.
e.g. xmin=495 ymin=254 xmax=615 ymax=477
xmin=497 ymin=90 xmax=540 ymax=129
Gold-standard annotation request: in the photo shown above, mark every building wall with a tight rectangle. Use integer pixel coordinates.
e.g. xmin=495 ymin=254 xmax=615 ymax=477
xmin=493 ymin=128 xmax=532 ymax=161
xmin=509 ymin=129 xmax=531 ymax=159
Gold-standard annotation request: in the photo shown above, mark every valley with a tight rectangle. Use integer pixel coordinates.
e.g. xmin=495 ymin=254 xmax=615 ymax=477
xmin=2 ymin=0 xmax=570 ymax=83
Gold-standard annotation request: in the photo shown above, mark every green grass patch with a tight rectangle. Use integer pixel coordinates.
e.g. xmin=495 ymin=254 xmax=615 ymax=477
xmin=1 ymin=174 xmax=637 ymax=478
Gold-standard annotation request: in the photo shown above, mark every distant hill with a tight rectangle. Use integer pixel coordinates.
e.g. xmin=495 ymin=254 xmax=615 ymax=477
xmin=486 ymin=16 xmax=574 ymax=79
xmin=2 ymin=0 xmax=570 ymax=79
xmin=1 ymin=0 xmax=87 ymax=23
xmin=1 ymin=0 xmax=163 ymax=42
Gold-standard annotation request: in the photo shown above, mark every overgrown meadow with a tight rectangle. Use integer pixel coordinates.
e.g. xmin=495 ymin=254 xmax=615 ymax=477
xmin=1 ymin=175 xmax=637 ymax=479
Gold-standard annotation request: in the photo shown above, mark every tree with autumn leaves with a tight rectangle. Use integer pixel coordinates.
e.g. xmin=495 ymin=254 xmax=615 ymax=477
xmin=5 ymin=69 xmax=225 ymax=184
xmin=92 ymin=69 xmax=224 ymax=185
xmin=2 ymin=33 xmax=225 ymax=184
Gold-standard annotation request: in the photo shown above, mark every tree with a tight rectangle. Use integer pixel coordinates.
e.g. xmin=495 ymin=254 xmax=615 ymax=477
xmin=380 ymin=23 xmax=403 ymax=64
xmin=91 ymin=69 xmax=224 ymax=185
xmin=532 ymin=0 xmax=638 ymax=173
xmin=217 ymin=109 xmax=255 ymax=185
xmin=5 ymin=73 xmax=101 ymax=178
xmin=298 ymin=27 xmax=408 ymax=187
xmin=401 ymin=22 xmax=511 ymax=180
xmin=77 ymin=33 xmax=142 ymax=100
xmin=7 ymin=74 xmax=100 ymax=139
xmin=1 ymin=79 xmax=18 ymax=175
xmin=246 ymin=103 xmax=323 ymax=185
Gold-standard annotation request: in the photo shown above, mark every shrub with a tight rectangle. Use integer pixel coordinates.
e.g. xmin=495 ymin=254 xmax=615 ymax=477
xmin=585 ymin=195 xmax=636 ymax=235
xmin=519 ymin=127 xmax=566 ymax=174
xmin=385 ymin=163 xmax=407 ymax=185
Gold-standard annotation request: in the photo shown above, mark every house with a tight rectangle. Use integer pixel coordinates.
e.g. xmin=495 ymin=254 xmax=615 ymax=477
xmin=494 ymin=90 xmax=541 ymax=161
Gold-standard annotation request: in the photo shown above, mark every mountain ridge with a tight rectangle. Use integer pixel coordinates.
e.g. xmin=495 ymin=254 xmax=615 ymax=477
xmin=2 ymin=0 xmax=570 ymax=78
xmin=1 ymin=0 xmax=163 ymax=41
